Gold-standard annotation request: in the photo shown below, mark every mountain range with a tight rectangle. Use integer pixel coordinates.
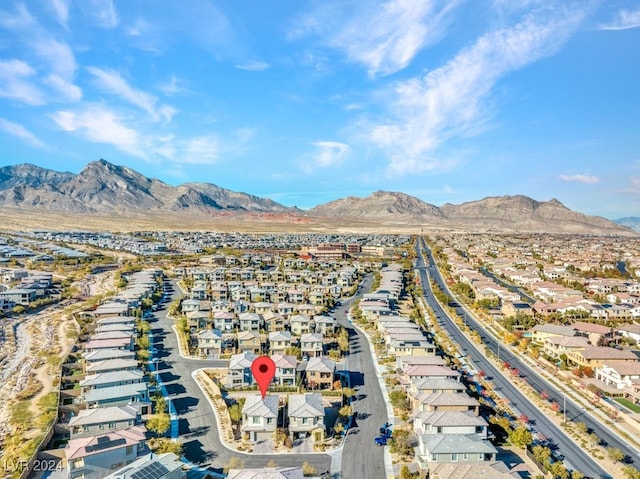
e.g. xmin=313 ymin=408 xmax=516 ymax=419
xmin=0 ymin=160 xmax=634 ymax=235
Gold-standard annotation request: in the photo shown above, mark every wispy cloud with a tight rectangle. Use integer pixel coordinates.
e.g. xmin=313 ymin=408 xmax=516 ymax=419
xmin=51 ymin=104 xmax=146 ymax=158
xmin=90 ymin=0 xmax=118 ymax=28
xmin=291 ymin=0 xmax=460 ymax=77
xmin=0 ymin=3 xmax=80 ymax=102
xmin=598 ymin=8 xmax=640 ymax=31
xmin=361 ymin=4 xmax=591 ymax=175
xmin=183 ymin=135 xmax=220 ymax=164
xmin=0 ymin=59 xmax=44 ymax=105
xmin=0 ymin=117 xmax=48 ymax=149
xmin=301 ymin=141 xmax=350 ymax=174
xmin=50 ymin=0 xmax=70 ymax=28
xmin=158 ymin=76 xmax=185 ymax=96
xmin=236 ymin=61 xmax=270 ymax=71
xmin=87 ymin=67 xmax=175 ymax=123
xmin=559 ymin=173 xmax=599 ymax=184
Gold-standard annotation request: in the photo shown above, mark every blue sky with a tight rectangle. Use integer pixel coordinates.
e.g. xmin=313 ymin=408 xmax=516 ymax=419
xmin=0 ymin=1 xmax=639 ymax=219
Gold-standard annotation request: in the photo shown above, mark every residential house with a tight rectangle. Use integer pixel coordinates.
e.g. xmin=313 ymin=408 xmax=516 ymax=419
xmin=68 ymin=405 xmax=140 ymax=439
xmin=542 ymin=336 xmax=590 ymax=359
xmin=238 ymin=312 xmax=263 ymax=332
xmin=416 ymin=392 xmax=480 ymax=415
xmin=103 ymin=452 xmax=185 ymax=479
xmin=313 ymin=315 xmax=337 ymax=335
xmin=86 ymin=358 xmax=139 ymax=375
xmin=272 ymin=354 xmax=298 ymax=387
xmin=596 ymin=362 xmax=640 ymax=390
xmin=197 ymin=329 xmax=223 ymax=358
xmin=263 ymin=311 xmax=287 ymax=332
xmin=237 ymin=330 xmax=262 ymax=354
xmin=568 ymin=346 xmax=639 ymax=369
xmin=530 ymin=324 xmax=577 ymax=344
xmin=83 ymin=383 xmax=150 ymax=413
xmin=80 ymin=370 xmax=145 ymax=395
xmin=413 ymin=410 xmax=488 ymax=439
xmin=300 ymin=333 xmax=324 ymax=359
xmin=290 ymin=314 xmax=312 ymax=335
xmin=226 ymin=352 xmax=258 ymax=388
xmin=241 ymin=394 xmax=279 ymax=442
xmin=415 ymin=434 xmax=498 ymax=472
xmin=83 ymin=349 xmax=136 ymax=365
xmin=65 ymin=426 xmax=148 ymax=479
xmin=268 ymin=331 xmax=292 ymax=355
xmin=572 ymin=321 xmax=614 ymax=345
xmin=304 ymin=357 xmax=335 ymax=390
xmin=287 ymin=393 xmax=325 ymax=439
xmin=213 ymin=311 xmax=236 ymax=332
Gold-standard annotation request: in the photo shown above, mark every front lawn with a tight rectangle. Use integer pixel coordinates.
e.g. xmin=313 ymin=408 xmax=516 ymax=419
xmin=614 ymin=397 xmax=640 ymax=413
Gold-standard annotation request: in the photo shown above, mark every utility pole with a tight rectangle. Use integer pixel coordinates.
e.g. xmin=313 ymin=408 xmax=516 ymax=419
xmin=563 ymin=393 xmax=567 ymax=423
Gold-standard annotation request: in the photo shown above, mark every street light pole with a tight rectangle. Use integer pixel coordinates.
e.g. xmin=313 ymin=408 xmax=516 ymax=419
xmin=563 ymin=393 xmax=566 ymax=423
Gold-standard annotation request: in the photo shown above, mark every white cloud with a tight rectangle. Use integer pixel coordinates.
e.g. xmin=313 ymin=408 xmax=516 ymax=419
xmin=159 ymin=76 xmax=184 ymax=96
xmin=183 ymin=135 xmax=220 ymax=164
xmin=301 ymin=141 xmax=350 ymax=173
xmin=50 ymin=0 xmax=70 ymax=28
xmin=51 ymin=104 xmax=146 ymax=158
xmin=33 ymin=38 xmax=76 ymax=80
xmin=559 ymin=174 xmax=600 ymax=184
xmin=598 ymin=8 xmax=640 ymax=31
xmin=44 ymin=74 xmax=83 ymax=102
xmin=87 ymin=67 xmax=174 ymax=122
xmin=292 ymin=0 xmax=460 ymax=77
xmin=0 ymin=117 xmax=47 ymax=149
xmin=236 ymin=61 xmax=271 ymax=71
xmin=0 ymin=59 xmax=44 ymax=105
xmin=363 ymin=4 xmax=590 ymax=175
xmin=90 ymin=0 xmax=118 ymax=28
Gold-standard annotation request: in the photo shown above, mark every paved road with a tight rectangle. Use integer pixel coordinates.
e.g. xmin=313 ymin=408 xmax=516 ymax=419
xmin=416 ymin=239 xmax=612 ymax=479
xmin=151 ymin=278 xmax=332 ymax=476
xmin=478 ymin=267 xmax=536 ymax=304
xmin=426 ymin=240 xmax=640 ymax=474
xmin=332 ymin=274 xmax=388 ymax=479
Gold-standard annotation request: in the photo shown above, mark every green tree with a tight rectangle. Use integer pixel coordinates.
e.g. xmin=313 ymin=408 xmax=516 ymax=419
xmin=623 ymin=465 xmax=640 ymax=479
xmin=548 ymin=462 xmax=569 ymax=479
xmin=532 ymin=445 xmax=552 ymax=466
xmin=508 ymin=426 xmax=533 ymax=449
xmin=229 ymin=404 xmax=242 ymax=432
xmin=389 ymin=390 xmax=410 ymax=412
xmin=146 ymin=413 xmax=171 ymax=435
xmin=571 ymin=471 xmax=585 ymax=479
xmin=400 ymin=465 xmax=419 ymax=479
xmin=338 ymin=328 xmax=350 ymax=357
xmin=607 ymin=447 xmax=625 ymax=463
xmin=338 ymin=405 xmax=353 ymax=418
xmin=342 ymin=387 xmax=357 ymax=403
xmin=389 ymin=429 xmax=414 ymax=457
xmin=302 ymin=462 xmax=317 ymax=477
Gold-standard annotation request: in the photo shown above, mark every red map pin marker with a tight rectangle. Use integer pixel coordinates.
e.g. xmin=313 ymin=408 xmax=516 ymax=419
xmin=251 ymin=356 xmax=276 ymax=399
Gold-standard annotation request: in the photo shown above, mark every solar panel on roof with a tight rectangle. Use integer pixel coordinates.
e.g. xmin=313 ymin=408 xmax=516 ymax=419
xmin=131 ymin=462 xmax=170 ymax=479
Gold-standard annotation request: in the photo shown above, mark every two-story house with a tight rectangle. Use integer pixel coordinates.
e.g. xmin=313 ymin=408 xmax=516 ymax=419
xmin=68 ymin=405 xmax=140 ymax=439
xmin=226 ymin=352 xmax=258 ymax=388
xmin=197 ymin=329 xmax=223 ymax=358
xmin=287 ymin=393 xmax=325 ymax=439
xmin=237 ymin=330 xmax=262 ymax=354
xmin=300 ymin=333 xmax=324 ymax=359
xmin=241 ymin=394 xmax=279 ymax=442
xmin=269 ymin=331 xmax=292 ymax=355
xmin=272 ymin=354 xmax=298 ymax=387
xmin=305 ymin=357 xmax=335 ymax=390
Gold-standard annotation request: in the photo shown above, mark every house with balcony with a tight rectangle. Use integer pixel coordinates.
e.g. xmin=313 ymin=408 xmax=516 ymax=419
xmin=272 ymin=354 xmax=298 ymax=387
xmin=291 ymin=314 xmax=312 ymax=335
xmin=82 ymin=383 xmax=150 ymax=413
xmin=596 ymin=362 xmax=640 ymax=390
xmin=80 ymin=370 xmax=145 ymax=395
xmin=197 ymin=329 xmax=223 ymax=358
xmin=413 ymin=410 xmax=488 ymax=439
xmin=304 ymin=357 xmax=335 ymax=390
xmin=237 ymin=330 xmax=262 ymax=354
xmin=415 ymin=434 xmax=499 ymax=476
xmin=226 ymin=352 xmax=258 ymax=388
xmin=287 ymin=393 xmax=325 ymax=439
xmin=300 ymin=333 xmax=324 ymax=358
xmin=69 ymin=405 xmax=140 ymax=439
xmin=313 ymin=315 xmax=337 ymax=335
xmin=241 ymin=394 xmax=279 ymax=442
xmin=269 ymin=331 xmax=292 ymax=355
xmin=238 ymin=312 xmax=263 ymax=331
xmin=65 ymin=426 xmax=148 ymax=479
